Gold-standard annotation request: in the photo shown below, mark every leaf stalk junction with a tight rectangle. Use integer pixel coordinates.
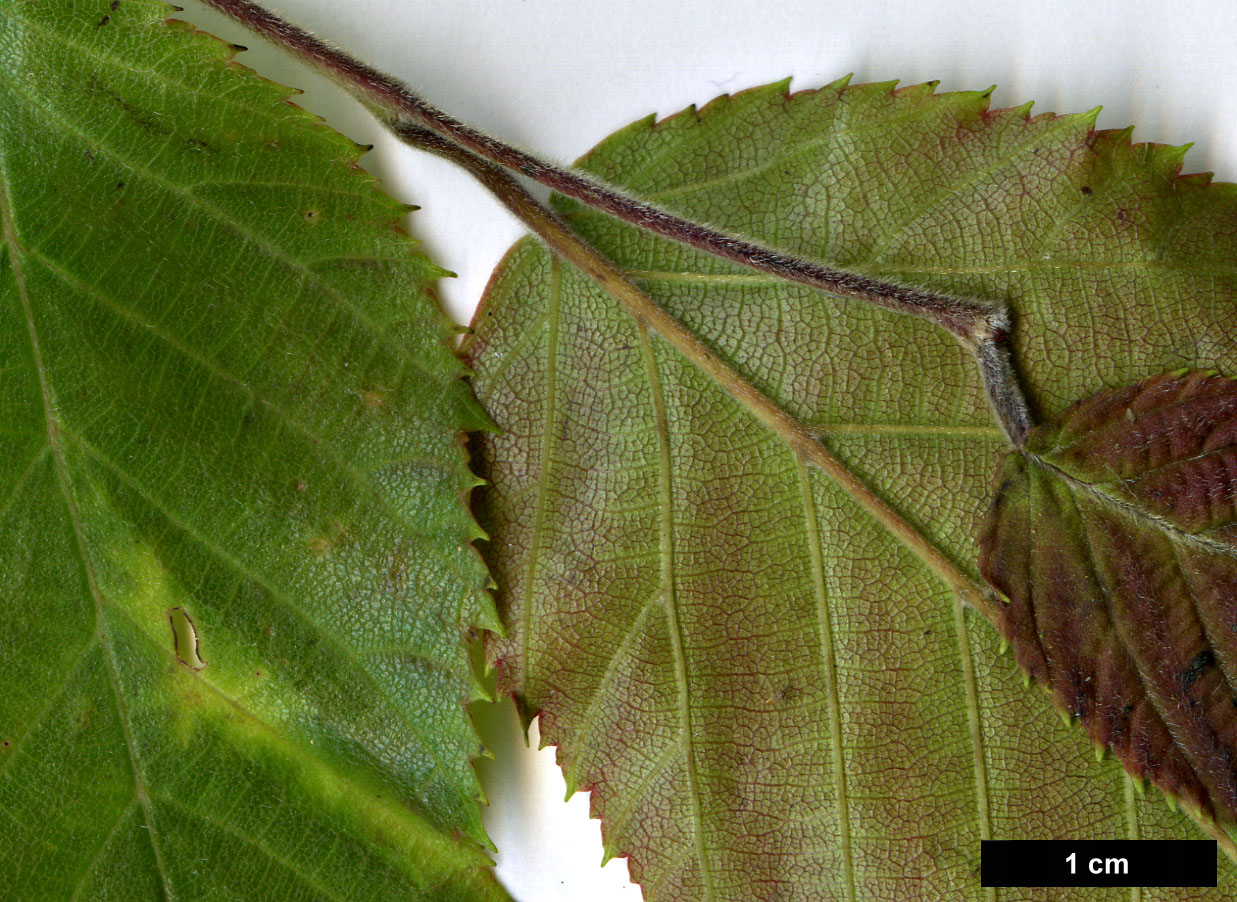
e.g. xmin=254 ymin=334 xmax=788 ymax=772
xmin=200 ymin=0 xmax=1020 ymax=625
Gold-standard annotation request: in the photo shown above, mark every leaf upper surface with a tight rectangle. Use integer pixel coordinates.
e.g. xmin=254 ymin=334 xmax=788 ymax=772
xmin=0 ymin=1 xmax=505 ymax=899
xmin=467 ymin=78 xmax=1237 ymax=899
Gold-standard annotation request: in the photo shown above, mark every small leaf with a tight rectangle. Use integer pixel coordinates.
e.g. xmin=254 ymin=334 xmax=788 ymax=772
xmin=467 ymin=77 xmax=1237 ymax=899
xmin=0 ymin=1 xmax=505 ymax=898
xmin=981 ymin=370 xmax=1237 ymax=831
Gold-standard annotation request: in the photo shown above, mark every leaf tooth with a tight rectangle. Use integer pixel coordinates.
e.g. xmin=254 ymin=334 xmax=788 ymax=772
xmin=1011 ymin=100 xmax=1035 ymax=120
xmin=600 ymin=841 xmax=622 ymax=867
xmin=1094 ymin=744 xmax=1108 ymax=763
xmin=997 ymin=637 xmax=1009 ymax=655
xmin=1022 ymin=670 xmax=1034 ymax=688
xmin=1058 ymin=709 xmax=1073 ymax=728
xmin=1165 ymin=794 xmax=1180 ymax=814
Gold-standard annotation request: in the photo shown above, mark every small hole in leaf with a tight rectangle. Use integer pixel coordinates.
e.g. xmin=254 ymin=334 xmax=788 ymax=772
xmin=302 ymin=209 xmax=321 ymax=224
xmin=169 ymin=606 xmax=207 ymax=670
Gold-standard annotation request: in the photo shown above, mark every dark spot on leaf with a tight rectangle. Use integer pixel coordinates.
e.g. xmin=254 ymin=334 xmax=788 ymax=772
xmin=115 ymin=180 xmax=125 ymax=190
xmin=1080 ymin=185 xmax=1092 ymax=195
xmin=776 ymin=682 xmax=802 ymax=703
xmin=1116 ymin=208 xmax=1129 ymax=222
xmin=1 ymin=740 xmax=9 ymax=748
xmin=303 ymin=209 xmax=321 ymax=224
xmin=96 ymin=14 xmax=110 ymax=27
xmin=111 ymin=0 xmax=120 ymax=9
xmin=1181 ymin=649 xmax=1215 ymax=693
xmin=86 ymin=74 xmax=172 ymax=136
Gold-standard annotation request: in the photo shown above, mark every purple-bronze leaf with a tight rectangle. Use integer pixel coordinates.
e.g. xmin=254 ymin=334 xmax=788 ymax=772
xmin=980 ymin=370 xmax=1237 ymax=829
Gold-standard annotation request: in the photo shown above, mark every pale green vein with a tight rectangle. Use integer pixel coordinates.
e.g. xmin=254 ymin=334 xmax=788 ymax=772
xmin=795 ymin=456 xmax=855 ymax=902
xmin=0 ymin=7 xmax=310 ymax=136
xmin=520 ymin=258 xmax=562 ymax=694
xmin=0 ymin=637 xmax=94 ymax=779
xmin=858 ymin=111 xmax=1091 ymax=265
xmin=78 ymin=565 xmax=489 ymax=899
xmin=0 ymin=160 xmax=174 ymax=900
xmin=598 ymin=740 xmax=681 ymax=863
xmin=809 ymin=423 xmax=1003 ymax=438
xmin=637 ymin=321 xmax=716 ymax=901
xmin=562 ymin=590 xmax=661 ymax=793
xmin=1124 ymin=775 xmax=1142 ymax=902
xmin=1065 ymin=483 xmax=1217 ymax=808
xmin=66 ymin=798 xmax=140 ymax=902
xmin=952 ymin=592 xmax=995 ymax=902
xmin=25 ymin=245 xmax=460 ymax=543
xmin=152 ymin=793 xmax=347 ymax=902
xmin=62 ymin=429 xmax=465 ymax=797
xmin=619 ymin=89 xmax=947 ymax=204
xmin=0 ymin=66 xmax=454 ymax=397
xmin=0 ymin=445 xmax=48 ymax=523
xmin=477 ymin=301 xmax=551 ymax=398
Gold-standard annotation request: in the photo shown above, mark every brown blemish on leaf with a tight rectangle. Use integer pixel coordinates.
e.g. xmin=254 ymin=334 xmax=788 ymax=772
xmin=307 ymin=520 xmax=347 ymax=558
xmin=359 ymin=389 xmax=385 ymax=409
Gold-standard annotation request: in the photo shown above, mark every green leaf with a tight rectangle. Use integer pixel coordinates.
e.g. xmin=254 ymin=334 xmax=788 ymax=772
xmin=466 ymin=78 xmax=1237 ymax=898
xmin=0 ymin=1 xmax=506 ymax=899
xmin=981 ymin=370 xmax=1237 ymax=832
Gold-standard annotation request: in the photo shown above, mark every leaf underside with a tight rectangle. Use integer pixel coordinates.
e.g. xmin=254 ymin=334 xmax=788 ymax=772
xmin=0 ymin=2 xmax=505 ymax=899
xmin=981 ymin=371 xmax=1237 ymax=832
xmin=467 ymin=78 xmax=1237 ymax=899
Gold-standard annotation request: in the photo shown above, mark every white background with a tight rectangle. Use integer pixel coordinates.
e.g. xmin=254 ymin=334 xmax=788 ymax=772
xmin=178 ymin=2 xmax=1237 ymax=899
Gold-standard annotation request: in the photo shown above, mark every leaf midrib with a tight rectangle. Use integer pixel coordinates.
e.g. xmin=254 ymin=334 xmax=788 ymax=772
xmin=0 ymin=146 xmax=175 ymax=899
xmin=0 ymin=61 xmax=456 ymax=400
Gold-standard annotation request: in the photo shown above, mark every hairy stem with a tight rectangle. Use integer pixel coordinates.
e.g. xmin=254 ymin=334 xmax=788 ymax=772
xmin=197 ymin=0 xmax=1032 ymax=446
xmin=397 ymin=123 xmax=1002 ymax=624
